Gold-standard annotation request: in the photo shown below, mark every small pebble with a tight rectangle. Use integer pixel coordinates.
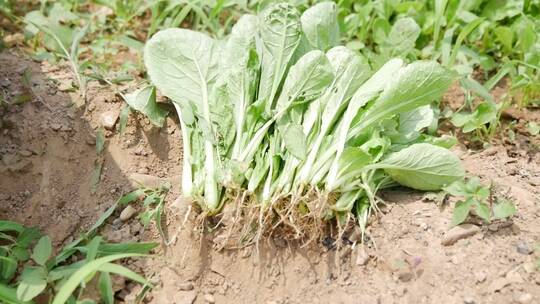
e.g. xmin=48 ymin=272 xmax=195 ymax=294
xmin=515 ymin=293 xmax=533 ymax=304
xmin=516 ymin=241 xmax=533 ymax=255
xmin=475 ymin=272 xmax=487 ymax=283
xmin=177 ymin=282 xmax=194 ymax=291
xmin=119 ymin=205 xmax=137 ymax=222
xmin=463 ymin=296 xmax=475 ymax=304
xmin=204 ymin=293 xmax=215 ymax=303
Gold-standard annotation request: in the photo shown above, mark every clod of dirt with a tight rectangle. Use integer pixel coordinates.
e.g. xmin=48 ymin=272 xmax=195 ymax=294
xmin=397 ymin=268 xmax=414 ymax=282
xmin=475 ymin=271 xmax=487 ymax=284
xmin=516 ymin=240 xmax=533 ymax=255
xmin=463 ymin=296 xmax=475 ymax=304
xmin=441 ymin=224 xmax=480 ymax=246
xmin=355 ymin=247 xmax=370 ymax=266
xmin=203 ymin=293 xmax=215 ymax=303
xmin=172 ymin=290 xmax=197 ymax=304
xmin=120 ymin=205 xmax=137 ymax=222
xmin=100 ymin=109 xmax=120 ymax=130
xmin=515 ymin=293 xmax=534 ymax=304
xmin=177 ymin=282 xmax=194 ymax=291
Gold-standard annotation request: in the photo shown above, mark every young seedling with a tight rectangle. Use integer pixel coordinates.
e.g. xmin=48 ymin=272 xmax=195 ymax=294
xmin=444 ymin=177 xmax=516 ymax=226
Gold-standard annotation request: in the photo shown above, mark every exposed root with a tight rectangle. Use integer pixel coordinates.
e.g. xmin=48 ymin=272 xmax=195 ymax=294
xmin=201 ymin=186 xmax=376 ymax=251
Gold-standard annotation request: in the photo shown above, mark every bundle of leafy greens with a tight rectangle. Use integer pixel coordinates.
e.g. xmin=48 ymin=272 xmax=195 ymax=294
xmin=143 ymin=2 xmax=465 ymax=240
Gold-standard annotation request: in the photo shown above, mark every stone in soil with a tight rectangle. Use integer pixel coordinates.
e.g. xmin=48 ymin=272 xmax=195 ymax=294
xmin=173 ymin=290 xmax=197 ymax=304
xmin=441 ymin=224 xmax=480 ymax=246
xmin=355 ymin=247 xmax=370 ymax=266
xmin=177 ymin=282 xmax=194 ymax=291
xmin=100 ymin=109 xmax=120 ymax=130
xmin=516 ymin=240 xmax=533 ymax=255
xmin=204 ymin=293 xmax=215 ymax=303
xmin=463 ymin=296 xmax=475 ymax=304
xmin=515 ymin=293 xmax=533 ymax=304
xmin=119 ymin=205 xmax=137 ymax=222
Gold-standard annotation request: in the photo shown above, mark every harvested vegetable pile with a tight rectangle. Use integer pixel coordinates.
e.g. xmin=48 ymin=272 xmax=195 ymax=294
xmin=143 ymin=2 xmax=465 ymax=242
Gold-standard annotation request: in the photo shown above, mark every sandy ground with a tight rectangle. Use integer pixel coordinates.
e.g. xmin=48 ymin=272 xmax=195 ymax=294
xmin=1 ymin=51 xmax=539 ymax=304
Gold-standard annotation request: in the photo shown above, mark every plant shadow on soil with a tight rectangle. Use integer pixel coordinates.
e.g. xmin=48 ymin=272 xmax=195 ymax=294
xmin=1 ymin=50 xmax=540 ymax=304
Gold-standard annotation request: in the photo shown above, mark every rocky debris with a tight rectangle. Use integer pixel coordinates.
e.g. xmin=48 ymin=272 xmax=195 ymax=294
xmin=177 ymin=282 xmax=194 ymax=291
xmin=173 ymin=290 xmax=197 ymax=304
xmin=204 ymin=293 xmax=215 ymax=303
xmin=3 ymin=33 xmax=24 ymax=47
xmin=398 ymin=269 xmax=413 ymax=282
xmin=355 ymin=247 xmax=370 ymax=266
xmin=100 ymin=109 xmax=120 ymax=130
xmin=50 ymin=122 xmax=62 ymax=131
xmin=106 ymin=226 xmax=131 ymax=243
xmin=474 ymin=271 xmax=487 ymax=284
xmin=120 ymin=205 xmax=137 ymax=222
xmin=515 ymin=293 xmax=533 ymax=304
xmin=441 ymin=224 xmax=480 ymax=246
xmin=516 ymin=240 xmax=533 ymax=255
xmin=2 ymin=153 xmax=19 ymax=166
xmin=463 ymin=296 xmax=475 ymax=304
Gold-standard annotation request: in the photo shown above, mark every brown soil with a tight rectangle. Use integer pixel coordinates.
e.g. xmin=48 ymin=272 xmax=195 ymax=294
xmin=1 ymin=51 xmax=539 ymax=304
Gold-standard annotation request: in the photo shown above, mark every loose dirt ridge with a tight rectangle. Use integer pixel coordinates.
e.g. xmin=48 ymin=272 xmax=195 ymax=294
xmin=1 ymin=51 xmax=539 ymax=303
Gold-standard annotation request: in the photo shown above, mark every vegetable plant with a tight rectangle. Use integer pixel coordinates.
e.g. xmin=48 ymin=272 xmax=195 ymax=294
xmin=142 ymin=2 xmax=465 ymax=241
xmin=444 ymin=177 xmax=516 ymax=226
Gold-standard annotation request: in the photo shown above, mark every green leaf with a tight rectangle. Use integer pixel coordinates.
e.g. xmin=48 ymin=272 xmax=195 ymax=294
xmin=16 ymin=267 xmax=47 ymax=302
xmin=369 ymin=143 xmax=465 ymax=191
xmin=349 ymin=61 xmax=454 ymax=139
xmin=380 ymin=17 xmax=420 ymax=58
xmin=300 ymin=1 xmax=340 ymax=51
xmin=0 ymin=256 xmax=17 ymax=282
xmin=493 ymin=199 xmax=517 ymax=220
xmin=31 ymin=236 xmax=52 ymax=266
xmin=493 ymin=26 xmax=514 ymax=52
xmin=95 ymin=128 xmax=105 ymax=155
xmin=452 ymin=199 xmax=472 ymax=226
xmin=282 ymin=123 xmax=306 ymax=160
xmin=52 ymin=254 xmax=143 ymax=304
xmin=118 ymin=105 xmax=131 ymax=135
xmin=123 ymin=86 xmax=168 ymax=127
xmin=527 ymin=122 xmax=539 ymax=135
xmin=98 ymin=272 xmax=113 ymax=304
xmin=257 ymin=3 xmax=302 ymax=114
xmin=443 ymin=180 xmax=469 ymax=197
xmin=1 ymin=283 xmax=30 ymax=304
xmin=96 ymin=263 xmax=148 ymax=286
xmin=474 ymin=201 xmax=491 ymax=223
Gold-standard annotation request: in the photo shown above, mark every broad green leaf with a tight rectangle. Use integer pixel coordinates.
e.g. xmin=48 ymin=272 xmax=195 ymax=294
xmin=0 ymin=221 xmax=23 ymax=233
xmin=123 ymin=86 xmax=168 ymax=127
xmin=1 ymin=283 xmax=30 ymax=304
xmin=474 ymin=201 xmax=491 ymax=223
xmin=493 ymin=199 xmax=517 ymax=220
xmin=397 ymin=105 xmax=435 ymax=142
xmin=443 ymin=180 xmax=469 ymax=197
xmin=452 ymin=199 xmax=472 ymax=226
xmin=350 ymin=61 xmax=454 ymax=139
xmin=258 ymin=3 xmax=302 ymax=115
xmin=144 ymin=28 xmax=220 ymax=210
xmin=300 ymin=1 xmax=340 ymax=51
xmin=275 ymin=50 xmax=334 ymax=112
xmin=31 ymin=236 xmax=51 ymax=266
xmin=282 ymin=123 xmax=306 ymax=160
xmin=0 ymin=256 xmax=17 ymax=281
xmin=369 ymin=143 xmax=465 ymax=191
xmin=493 ymin=26 xmax=514 ymax=52
xmin=98 ymin=272 xmax=113 ymax=304
xmin=118 ymin=104 xmax=130 ymax=135
xmin=17 ymin=267 xmax=47 ymax=302
xmin=380 ymin=17 xmax=420 ymax=58
xmin=98 ymin=242 xmax=158 ymax=255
